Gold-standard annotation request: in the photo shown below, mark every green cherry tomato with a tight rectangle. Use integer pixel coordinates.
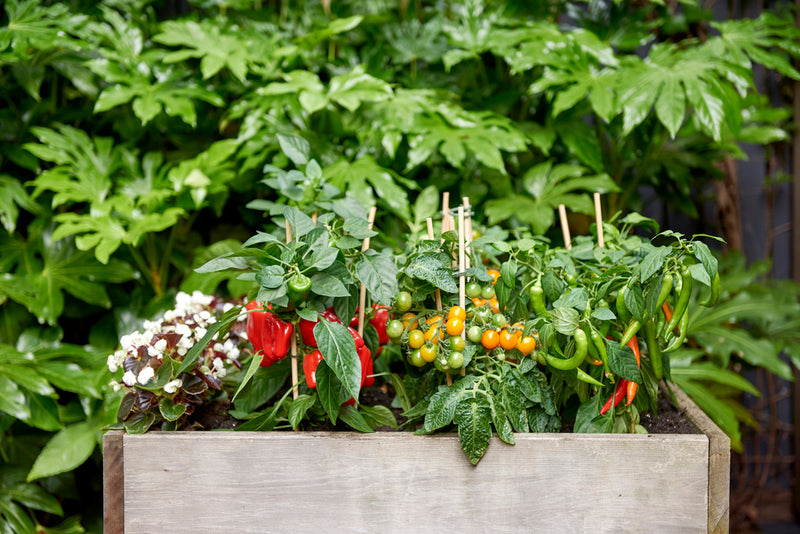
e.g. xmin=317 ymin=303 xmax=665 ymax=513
xmin=491 ymin=313 xmax=507 ymax=329
xmin=465 ymin=281 xmax=482 ymax=299
xmin=434 ymin=356 xmax=449 ymax=372
xmin=394 ymin=291 xmax=413 ymax=313
xmin=481 ymin=285 xmax=496 ymax=299
xmin=467 ymin=325 xmax=483 ymax=343
xmin=386 ymin=319 xmax=404 ymax=339
xmin=473 ymin=307 xmax=492 ymax=325
xmin=448 ymin=335 xmax=466 ymax=352
xmin=408 ymin=349 xmax=425 ymax=367
xmin=447 ymin=351 xmax=464 ymax=370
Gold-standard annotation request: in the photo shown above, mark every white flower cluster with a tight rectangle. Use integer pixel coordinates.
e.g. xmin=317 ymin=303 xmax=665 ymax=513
xmin=107 ymin=291 xmax=247 ymax=394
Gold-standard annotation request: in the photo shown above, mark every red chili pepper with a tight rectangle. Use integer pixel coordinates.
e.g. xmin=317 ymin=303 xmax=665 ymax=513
xmin=600 ymin=379 xmax=629 ymax=415
xmin=626 ymin=381 xmax=638 ymax=406
xmin=627 ymin=334 xmax=641 ymax=368
xmin=303 ymin=350 xmax=323 ymax=389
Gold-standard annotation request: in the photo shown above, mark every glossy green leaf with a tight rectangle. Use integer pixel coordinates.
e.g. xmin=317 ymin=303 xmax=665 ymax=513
xmin=27 ymin=422 xmax=97 ymax=481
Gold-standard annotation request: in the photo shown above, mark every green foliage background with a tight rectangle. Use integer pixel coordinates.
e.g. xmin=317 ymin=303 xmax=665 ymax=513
xmin=1 ymin=0 xmax=800 ymax=531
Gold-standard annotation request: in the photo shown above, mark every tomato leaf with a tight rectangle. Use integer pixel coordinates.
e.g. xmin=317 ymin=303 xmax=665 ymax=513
xmin=454 ymin=397 xmax=492 ymax=465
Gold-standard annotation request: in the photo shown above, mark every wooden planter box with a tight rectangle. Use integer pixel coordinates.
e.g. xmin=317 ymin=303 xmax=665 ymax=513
xmin=103 ymin=385 xmax=729 ymax=533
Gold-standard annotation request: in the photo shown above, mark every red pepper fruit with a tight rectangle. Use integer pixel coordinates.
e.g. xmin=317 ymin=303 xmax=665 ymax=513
xmin=246 ymin=301 xmax=268 ymax=357
xmin=626 ymin=381 xmax=638 ymax=406
xmin=247 ymin=301 xmax=293 ymax=367
xmin=627 ymin=334 xmax=641 ymax=368
xmin=303 ymin=350 xmax=323 ymax=389
xmin=600 ymin=379 xmax=629 ymax=415
xmin=348 ymin=304 xmax=391 ymax=346
xmin=299 ymin=307 xmax=342 ymax=347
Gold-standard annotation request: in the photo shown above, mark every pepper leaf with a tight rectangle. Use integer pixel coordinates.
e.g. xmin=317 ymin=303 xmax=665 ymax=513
xmin=288 ymin=394 xmax=317 ymax=430
xmin=339 ymin=405 xmax=375 ymax=433
xmin=606 ymin=340 xmax=643 ymax=383
xmin=315 ymin=361 xmax=345 ymax=423
xmin=356 ymin=252 xmax=398 ymax=305
xmin=550 ymin=307 xmax=579 ymax=336
xmin=314 ymin=320 xmax=361 ymax=400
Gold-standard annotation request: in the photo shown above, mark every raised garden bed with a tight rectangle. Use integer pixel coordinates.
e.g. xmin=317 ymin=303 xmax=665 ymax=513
xmin=103 ymin=384 xmax=729 ymax=533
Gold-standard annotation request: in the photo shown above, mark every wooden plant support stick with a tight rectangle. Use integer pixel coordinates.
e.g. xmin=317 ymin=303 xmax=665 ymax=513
xmin=357 ymin=207 xmax=378 ymax=338
xmin=441 ymin=192 xmax=454 ymax=234
xmin=426 ymin=219 xmax=444 ymax=311
xmin=593 ymin=193 xmax=605 ymax=248
xmin=311 ymin=210 xmax=318 ymax=225
xmin=457 ymin=206 xmax=467 ymax=377
xmin=462 ymin=196 xmax=474 ymax=269
xmin=285 ymin=222 xmax=299 ymax=400
xmin=558 ymin=204 xmax=572 ymax=250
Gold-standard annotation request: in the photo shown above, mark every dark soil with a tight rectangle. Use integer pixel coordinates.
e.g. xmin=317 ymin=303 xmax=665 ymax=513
xmin=182 ymin=384 xmax=698 ymax=434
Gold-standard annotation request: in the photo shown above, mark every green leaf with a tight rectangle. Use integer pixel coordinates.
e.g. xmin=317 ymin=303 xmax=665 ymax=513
xmin=359 ymin=405 xmax=398 ymax=429
xmin=606 ymin=340 xmax=643 ymax=383
xmin=454 ymin=397 xmax=492 ymax=465
xmin=654 ymin=74 xmax=686 ymax=138
xmin=638 ymin=247 xmax=671 ymax=283
xmin=672 ymin=379 xmax=741 ymax=450
xmin=550 ymin=307 xmax=579 ymax=336
xmin=694 ymin=326 xmax=792 ymax=380
xmin=309 ymin=273 xmax=351 ymax=298
xmin=283 ymin=206 xmax=315 ymax=239
xmin=692 ymin=241 xmax=719 ymax=280
xmin=356 ymin=252 xmax=398 ymax=305
xmin=159 ymin=397 xmax=186 ymax=422
xmin=27 ymin=422 xmax=97 ymax=481
xmin=339 ymin=405 xmax=374 ymax=433
xmin=0 ymin=376 xmax=29 ymax=420
xmin=314 ymin=320 xmax=361 ymax=400
xmin=276 ymin=133 xmax=310 ymax=166
xmin=405 ymin=254 xmax=458 ymax=293
xmin=670 ymin=363 xmax=759 ymax=396
xmin=288 ymin=394 xmax=317 ymax=429
xmin=423 ymin=375 xmax=479 ymax=431
xmin=591 ymin=307 xmax=616 ymax=321
xmin=574 ymin=397 xmax=613 ymax=433
xmin=25 ymin=394 xmax=62 ymax=432
xmin=6 ymin=483 xmax=63 ymax=515
xmin=315 ymin=361 xmax=343 ymax=424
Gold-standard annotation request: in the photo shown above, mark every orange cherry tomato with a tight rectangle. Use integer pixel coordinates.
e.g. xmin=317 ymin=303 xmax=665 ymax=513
xmin=471 ymin=297 xmax=487 ymax=307
xmin=516 ymin=336 xmax=536 ymax=356
xmin=487 ymin=269 xmax=501 ymax=285
xmin=489 ymin=297 xmax=499 ymax=313
xmin=499 ymin=329 xmax=519 ymax=350
xmin=446 ymin=318 xmax=464 ymax=336
xmin=447 ymin=305 xmax=466 ymax=322
xmin=424 ymin=327 xmax=442 ymax=345
xmin=481 ymin=330 xmax=500 ymax=350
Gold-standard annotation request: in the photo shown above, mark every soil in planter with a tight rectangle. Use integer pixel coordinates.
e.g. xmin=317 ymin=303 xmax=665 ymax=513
xmin=180 ymin=383 xmax=698 ymax=434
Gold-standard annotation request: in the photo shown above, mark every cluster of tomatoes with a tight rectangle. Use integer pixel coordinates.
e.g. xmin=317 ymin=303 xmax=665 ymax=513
xmin=386 ymin=270 xmax=538 ymax=374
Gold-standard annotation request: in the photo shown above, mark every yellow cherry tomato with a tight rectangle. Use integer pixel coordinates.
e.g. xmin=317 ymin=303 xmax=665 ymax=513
xmin=402 ymin=312 xmax=419 ymax=331
xmin=447 ymin=305 xmax=466 ymax=322
xmin=407 ymin=329 xmax=425 ymax=349
xmin=420 ymin=343 xmax=438 ymax=362
xmin=517 ymin=336 xmax=536 ymax=356
xmin=445 ymin=318 xmax=464 ymax=336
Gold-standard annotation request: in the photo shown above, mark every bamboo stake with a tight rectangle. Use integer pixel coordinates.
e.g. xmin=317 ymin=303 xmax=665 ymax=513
xmin=457 ymin=206 xmax=467 ymax=377
xmin=285 ymin=222 xmax=299 ymax=400
xmin=357 ymin=207 xmax=378 ymax=338
xmin=594 ymin=193 xmax=604 ymax=248
xmin=558 ymin=204 xmax=571 ymax=250
xmin=462 ymin=196 xmax=473 ymax=269
xmin=442 ymin=192 xmax=454 ymax=234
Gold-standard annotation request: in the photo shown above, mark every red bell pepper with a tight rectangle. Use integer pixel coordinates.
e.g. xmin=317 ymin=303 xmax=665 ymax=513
xmin=299 ymin=307 xmax=341 ymax=347
xmin=303 ymin=350 xmax=323 ymax=389
xmin=348 ymin=305 xmax=391 ymax=346
xmin=246 ymin=300 xmax=293 ymax=367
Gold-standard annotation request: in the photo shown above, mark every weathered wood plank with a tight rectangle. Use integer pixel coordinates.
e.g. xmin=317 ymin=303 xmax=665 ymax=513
xmin=670 ymin=383 xmax=731 ymax=533
xmin=122 ymin=432 xmax=709 ymax=533
xmin=103 ymin=431 xmax=124 ymax=534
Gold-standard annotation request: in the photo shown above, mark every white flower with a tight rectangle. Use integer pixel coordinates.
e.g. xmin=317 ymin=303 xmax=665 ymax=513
xmin=122 ymin=371 xmax=137 ymax=386
xmin=109 ymin=380 xmax=122 ymax=393
xmin=120 ymin=333 xmax=136 ymax=350
xmin=211 ymin=358 xmax=226 ymax=379
xmin=163 ymin=309 xmax=177 ymax=322
xmin=154 ymin=339 xmax=168 ymax=352
xmin=175 ymin=323 xmax=192 ymax=337
xmin=194 ymin=327 xmax=207 ymax=340
xmin=164 ymin=379 xmax=183 ymax=394
xmin=199 ymin=310 xmax=212 ymax=321
xmin=137 ymin=366 xmax=155 ymax=384
xmin=147 ymin=345 xmax=160 ymax=358
xmin=213 ymin=342 xmax=224 ymax=352
xmin=191 ymin=291 xmax=213 ymax=306
xmin=222 ymin=302 xmax=234 ymax=313
xmin=177 ymin=346 xmax=187 ymax=356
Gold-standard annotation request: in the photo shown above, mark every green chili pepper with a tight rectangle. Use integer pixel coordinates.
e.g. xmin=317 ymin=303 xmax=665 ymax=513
xmin=665 ymin=266 xmax=692 ymax=334
xmin=664 ymin=309 xmax=690 ymax=352
xmin=657 ymin=272 xmax=674 ymax=309
xmin=544 ymin=329 xmax=587 ymax=370
xmin=644 ymin=318 xmax=662 ymax=380
xmin=529 ymin=282 xmax=549 ymax=319
xmin=589 ymin=328 xmax=609 ymax=368
xmin=576 ymin=367 xmax=603 ymax=387
xmin=620 ymin=317 xmax=643 ymax=347
xmin=616 ymin=286 xmax=630 ymax=324
xmin=700 ymin=272 xmax=720 ymax=307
